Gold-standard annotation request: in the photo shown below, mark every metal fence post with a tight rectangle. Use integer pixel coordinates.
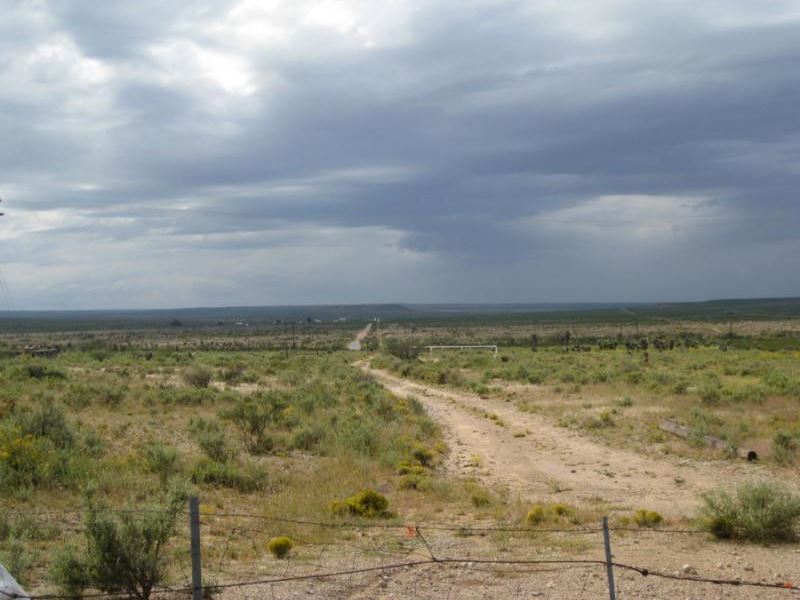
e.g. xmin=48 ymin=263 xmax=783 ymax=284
xmin=189 ymin=496 xmax=203 ymax=600
xmin=602 ymin=516 xmax=617 ymax=600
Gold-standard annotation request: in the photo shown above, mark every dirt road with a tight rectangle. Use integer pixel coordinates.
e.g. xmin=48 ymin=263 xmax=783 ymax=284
xmin=362 ymin=363 xmax=775 ymax=516
xmin=347 ymin=323 xmax=373 ymax=351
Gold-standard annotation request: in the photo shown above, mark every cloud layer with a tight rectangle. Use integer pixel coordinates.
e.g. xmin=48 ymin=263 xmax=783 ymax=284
xmin=1 ymin=0 xmax=799 ymax=308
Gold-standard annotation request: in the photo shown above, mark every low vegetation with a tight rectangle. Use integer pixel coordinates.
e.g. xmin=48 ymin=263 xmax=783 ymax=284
xmin=331 ymin=489 xmax=393 ymax=518
xmin=51 ymin=485 xmax=187 ymax=600
xmin=700 ymin=481 xmax=800 ymax=543
xmin=373 ymin=335 xmax=800 ymax=459
xmin=267 ymin=536 xmax=294 ymax=559
xmin=3 ymin=315 xmax=800 ymax=594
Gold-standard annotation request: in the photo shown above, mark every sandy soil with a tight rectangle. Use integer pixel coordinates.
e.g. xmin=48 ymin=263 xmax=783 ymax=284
xmin=207 ymin=361 xmax=797 ymax=600
xmin=361 ymin=364 xmax=785 ymax=517
xmin=207 ymin=360 xmax=800 ymax=600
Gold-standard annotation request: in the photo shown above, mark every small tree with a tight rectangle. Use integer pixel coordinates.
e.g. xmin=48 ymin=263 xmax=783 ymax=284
xmin=383 ymin=337 xmax=421 ymax=360
xmin=221 ymin=391 xmax=288 ymax=454
xmin=52 ymin=485 xmax=188 ymax=600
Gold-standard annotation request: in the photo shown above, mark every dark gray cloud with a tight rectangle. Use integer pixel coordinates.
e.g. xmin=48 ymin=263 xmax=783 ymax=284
xmin=0 ymin=0 xmax=799 ymax=308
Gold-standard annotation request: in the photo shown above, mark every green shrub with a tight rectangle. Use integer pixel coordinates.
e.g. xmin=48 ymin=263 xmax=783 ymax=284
xmin=334 ymin=418 xmax=377 ymax=456
xmin=23 ymin=364 xmax=66 ymax=380
xmin=221 ymin=392 xmax=288 ymax=454
xmin=410 ymin=444 xmax=434 ymax=467
xmin=331 ymin=489 xmax=392 ymax=518
xmin=12 ymin=398 xmax=76 ymax=449
xmin=687 ymin=408 xmax=721 ymax=447
xmin=731 ymin=384 xmax=767 ymax=404
xmin=672 ymin=380 xmax=690 ymax=395
xmin=384 ymin=337 xmax=422 ymax=360
xmin=470 ymin=489 xmax=491 ymax=508
xmin=0 ymin=426 xmax=67 ymax=488
xmin=219 ymin=365 xmax=245 ymax=383
xmin=198 ymin=429 xmax=232 ymax=463
xmin=0 ymin=536 xmax=36 ymax=586
xmin=398 ymin=474 xmax=431 ymax=491
xmin=182 ymin=365 xmax=213 ymax=388
xmin=291 ymin=424 xmax=325 ymax=452
xmin=698 ymin=382 xmax=722 ymax=405
xmin=52 ymin=485 xmax=187 ymax=600
xmin=142 ymin=443 xmax=180 ymax=484
xmin=50 ymin=544 xmax=91 ymax=600
xmin=700 ymin=481 xmax=800 ymax=543
xmin=190 ymin=419 xmax=233 ymax=463
xmin=397 ymin=461 xmax=427 ymax=476
xmin=191 ymin=459 xmax=268 ymax=493
xmin=525 ymin=505 xmax=545 ymax=525
xmin=772 ymin=431 xmax=798 ymax=465
xmin=633 ymin=509 xmax=663 ymax=528
xmin=267 ymin=536 xmax=293 ymax=559
xmin=524 ymin=503 xmax=576 ymax=525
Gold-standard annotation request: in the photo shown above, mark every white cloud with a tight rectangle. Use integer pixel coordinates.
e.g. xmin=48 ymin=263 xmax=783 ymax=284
xmin=522 ymin=195 xmax=724 ymax=242
xmin=147 ymin=40 xmax=257 ymax=96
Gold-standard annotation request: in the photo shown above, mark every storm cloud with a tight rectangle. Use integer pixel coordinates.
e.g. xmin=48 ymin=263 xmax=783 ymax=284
xmin=1 ymin=0 xmax=799 ymax=308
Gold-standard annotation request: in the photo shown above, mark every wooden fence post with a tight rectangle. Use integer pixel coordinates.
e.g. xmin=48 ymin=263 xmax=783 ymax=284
xmin=602 ymin=516 xmax=617 ymax=600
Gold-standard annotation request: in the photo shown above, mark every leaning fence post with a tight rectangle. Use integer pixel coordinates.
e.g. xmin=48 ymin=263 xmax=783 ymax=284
xmin=602 ymin=516 xmax=617 ymax=600
xmin=189 ymin=496 xmax=203 ymax=600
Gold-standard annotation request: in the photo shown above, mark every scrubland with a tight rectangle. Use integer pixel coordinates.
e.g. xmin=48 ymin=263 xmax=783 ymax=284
xmin=2 ymin=319 xmax=800 ymax=598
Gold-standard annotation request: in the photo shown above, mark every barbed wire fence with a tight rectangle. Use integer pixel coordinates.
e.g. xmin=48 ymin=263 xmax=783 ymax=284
xmin=2 ymin=499 xmax=799 ymax=600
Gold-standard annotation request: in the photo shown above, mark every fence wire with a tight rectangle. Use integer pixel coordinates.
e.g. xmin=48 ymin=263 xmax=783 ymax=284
xmin=3 ymin=505 xmax=798 ymax=600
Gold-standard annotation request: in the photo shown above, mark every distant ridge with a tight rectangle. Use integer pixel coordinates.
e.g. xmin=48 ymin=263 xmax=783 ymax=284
xmin=0 ymin=297 xmax=798 ymax=332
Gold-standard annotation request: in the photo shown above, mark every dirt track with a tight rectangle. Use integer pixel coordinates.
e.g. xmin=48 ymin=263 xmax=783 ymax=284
xmin=362 ymin=363 xmax=776 ymax=517
xmin=347 ymin=323 xmax=373 ymax=351
xmin=217 ymin=362 xmax=800 ymax=600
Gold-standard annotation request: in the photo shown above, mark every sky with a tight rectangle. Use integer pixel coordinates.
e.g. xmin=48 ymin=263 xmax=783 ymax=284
xmin=1 ymin=0 xmax=799 ymax=309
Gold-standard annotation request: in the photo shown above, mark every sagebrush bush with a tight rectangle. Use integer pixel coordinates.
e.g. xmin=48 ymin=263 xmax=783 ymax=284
xmin=411 ymin=444 xmax=434 ymax=467
xmin=0 ymin=537 xmax=36 ymax=586
xmin=290 ymin=424 xmax=325 ymax=452
xmin=524 ymin=503 xmax=579 ymax=526
xmin=142 ymin=443 xmax=180 ymax=485
xmin=0 ymin=425 xmax=67 ymax=488
xmin=191 ymin=459 xmax=268 ymax=493
xmin=633 ymin=509 xmax=663 ymax=528
xmin=700 ymin=481 xmax=800 ymax=543
xmin=267 ymin=536 xmax=293 ymax=559
xmin=331 ymin=489 xmax=392 ymax=518
xmin=383 ymin=337 xmax=422 ymax=360
xmin=772 ymin=431 xmax=798 ymax=465
xmin=52 ymin=485 xmax=187 ymax=600
xmin=22 ymin=364 xmax=66 ymax=380
xmin=49 ymin=544 xmax=91 ymax=600
xmin=190 ymin=418 xmax=233 ymax=462
xmin=182 ymin=365 xmax=213 ymax=388
xmin=398 ymin=474 xmax=432 ymax=491
xmin=525 ymin=505 xmax=545 ymax=525
xmin=221 ymin=392 xmax=288 ymax=454
xmin=12 ymin=398 xmax=76 ymax=449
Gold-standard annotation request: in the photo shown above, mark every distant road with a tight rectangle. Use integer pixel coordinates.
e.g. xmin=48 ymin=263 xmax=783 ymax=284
xmin=347 ymin=323 xmax=373 ymax=351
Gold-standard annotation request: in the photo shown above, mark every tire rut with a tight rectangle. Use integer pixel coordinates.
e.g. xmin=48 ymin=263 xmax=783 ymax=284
xmin=362 ymin=363 xmax=772 ymax=516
